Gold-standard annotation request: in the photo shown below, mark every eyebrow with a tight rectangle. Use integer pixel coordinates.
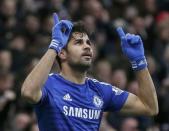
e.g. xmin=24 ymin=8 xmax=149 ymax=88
xmin=75 ymin=38 xmax=83 ymax=41
xmin=75 ymin=38 xmax=92 ymax=43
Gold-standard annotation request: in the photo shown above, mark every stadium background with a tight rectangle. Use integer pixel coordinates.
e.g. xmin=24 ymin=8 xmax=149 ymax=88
xmin=0 ymin=0 xmax=169 ymax=130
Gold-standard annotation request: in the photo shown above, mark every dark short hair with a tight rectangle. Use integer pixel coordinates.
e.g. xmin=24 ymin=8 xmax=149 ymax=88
xmin=70 ymin=21 xmax=90 ymax=38
xmin=56 ymin=21 xmax=90 ymax=69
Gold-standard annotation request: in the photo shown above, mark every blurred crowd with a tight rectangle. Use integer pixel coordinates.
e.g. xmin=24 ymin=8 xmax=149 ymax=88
xmin=0 ymin=0 xmax=169 ymax=131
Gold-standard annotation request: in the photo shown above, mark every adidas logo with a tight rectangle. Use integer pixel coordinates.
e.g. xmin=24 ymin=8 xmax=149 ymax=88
xmin=138 ymin=60 xmax=146 ymax=66
xmin=63 ymin=93 xmax=72 ymax=101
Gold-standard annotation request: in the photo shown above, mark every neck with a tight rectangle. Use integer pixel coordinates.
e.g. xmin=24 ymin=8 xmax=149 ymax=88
xmin=60 ymin=64 xmax=87 ymax=84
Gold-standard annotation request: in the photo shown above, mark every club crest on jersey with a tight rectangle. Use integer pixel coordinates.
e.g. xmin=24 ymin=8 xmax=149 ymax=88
xmin=93 ymin=95 xmax=103 ymax=108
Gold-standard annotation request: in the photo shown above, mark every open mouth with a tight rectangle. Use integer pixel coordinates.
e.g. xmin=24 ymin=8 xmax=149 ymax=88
xmin=81 ymin=53 xmax=92 ymax=58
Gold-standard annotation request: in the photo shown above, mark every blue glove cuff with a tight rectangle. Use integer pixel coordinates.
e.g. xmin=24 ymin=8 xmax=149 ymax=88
xmin=49 ymin=39 xmax=62 ymax=53
xmin=130 ymin=57 xmax=147 ymax=71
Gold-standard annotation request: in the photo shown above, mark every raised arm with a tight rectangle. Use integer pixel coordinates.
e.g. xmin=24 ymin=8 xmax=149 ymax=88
xmin=21 ymin=49 xmax=56 ymax=103
xmin=21 ymin=13 xmax=73 ymax=104
xmin=116 ymin=27 xmax=158 ymax=116
xmin=121 ymin=68 xmax=158 ymax=115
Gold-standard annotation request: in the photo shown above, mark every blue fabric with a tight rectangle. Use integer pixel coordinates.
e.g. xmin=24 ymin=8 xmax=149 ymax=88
xmin=34 ymin=74 xmax=129 ymax=131
xmin=116 ymin=27 xmax=147 ymax=71
xmin=49 ymin=13 xmax=73 ymax=53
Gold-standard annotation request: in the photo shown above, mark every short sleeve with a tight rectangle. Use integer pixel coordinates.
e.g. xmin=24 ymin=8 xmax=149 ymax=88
xmin=100 ymin=83 xmax=129 ymax=112
xmin=34 ymin=85 xmax=48 ymax=106
xmin=33 ymin=77 xmax=51 ymax=106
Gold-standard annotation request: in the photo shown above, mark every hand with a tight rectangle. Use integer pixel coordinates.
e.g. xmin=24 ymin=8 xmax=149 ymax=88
xmin=49 ymin=13 xmax=73 ymax=53
xmin=116 ymin=27 xmax=147 ymax=71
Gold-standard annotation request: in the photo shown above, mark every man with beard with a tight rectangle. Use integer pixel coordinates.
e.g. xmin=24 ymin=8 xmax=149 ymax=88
xmin=21 ymin=13 xmax=158 ymax=131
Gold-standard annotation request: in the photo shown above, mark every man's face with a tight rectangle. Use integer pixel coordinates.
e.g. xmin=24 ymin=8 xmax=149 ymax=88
xmin=64 ymin=32 xmax=94 ymax=71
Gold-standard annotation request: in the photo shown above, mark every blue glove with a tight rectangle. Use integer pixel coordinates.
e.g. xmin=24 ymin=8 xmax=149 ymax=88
xmin=49 ymin=13 xmax=73 ymax=53
xmin=116 ymin=27 xmax=147 ymax=71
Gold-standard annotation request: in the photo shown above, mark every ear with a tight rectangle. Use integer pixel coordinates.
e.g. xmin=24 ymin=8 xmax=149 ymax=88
xmin=58 ymin=49 xmax=67 ymax=60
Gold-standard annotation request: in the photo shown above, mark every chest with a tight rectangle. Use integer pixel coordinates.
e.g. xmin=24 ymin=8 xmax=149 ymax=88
xmin=52 ymin=85 xmax=103 ymax=107
xmin=48 ymin=84 xmax=104 ymax=120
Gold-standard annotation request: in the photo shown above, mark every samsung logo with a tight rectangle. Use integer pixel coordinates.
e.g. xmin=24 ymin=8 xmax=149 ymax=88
xmin=63 ymin=106 xmax=101 ymax=119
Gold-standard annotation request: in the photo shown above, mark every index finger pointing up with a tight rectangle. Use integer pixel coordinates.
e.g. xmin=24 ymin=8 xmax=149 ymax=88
xmin=53 ymin=13 xmax=59 ymax=25
xmin=116 ymin=27 xmax=126 ymax=39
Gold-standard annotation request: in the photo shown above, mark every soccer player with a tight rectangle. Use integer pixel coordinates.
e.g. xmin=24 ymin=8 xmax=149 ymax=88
xmin=21 ymin=13 xmax=158 ymax=131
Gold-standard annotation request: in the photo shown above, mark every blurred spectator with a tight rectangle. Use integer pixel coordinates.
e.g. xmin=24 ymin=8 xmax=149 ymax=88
xmin=147 ymin=125 xmax=160 ymax=131
xmin=100 ymin=113 xmax=116 ymax=131
xmin=127 ymin=81 xmax=139 ymax=95
xmin=94 ymin=59 xmax=112 ymax=83
xmin=163 ymin=41 xmax=169 ymax=76
xmin=23 ymin=13 xmax=40 ymax=41
xmin=144 ymin=0 xmax=157 ymax=14
xmin=9 ymin=36 xmax=28 ymax=72
xmin=8 ymin=112 xmax=32 ymax=131
xmin=30 ymin=123 xmax=39 ymax=131
xmin=111 ymin=69 xmax=127 ymax=90
xmin=124 ymin=6 xmax=139 ymax=21
xmin=153 ymin=11 xmax=169 ymax=69
xmin=147 ymin=55 xmax=160 ymax=88
xmin=66 ymin=0 xmax=81 ymax=20
xmin=0 ymin=50 xmax=12 ymax=72
xmin=0 ymin=72 xmax=15 ymax=130
xmin=0 ymin=0 xmax=17 ymax=17
xmin=22 ymin=0 xmax=45 ymax=13
xmin=132 ymin=16 xmax=147 ymax=39
xmin=120 ymin=117 xmax=139 ymax=131
xmin=83 ymin=15 xmax=96 ymax=34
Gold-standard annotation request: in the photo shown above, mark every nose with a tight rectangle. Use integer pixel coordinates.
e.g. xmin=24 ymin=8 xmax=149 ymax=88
xmin=83 ymin=42 xmax=91 ymax=50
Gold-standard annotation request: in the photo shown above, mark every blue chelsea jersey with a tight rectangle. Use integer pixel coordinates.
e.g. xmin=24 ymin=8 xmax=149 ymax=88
xmin=34 ymin=73 xmax=129 ymax=131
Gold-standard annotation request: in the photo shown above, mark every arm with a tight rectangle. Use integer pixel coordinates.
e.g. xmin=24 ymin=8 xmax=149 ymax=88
xmin=121 ymin=68 xmax=158 ymax=115
xmin=21 ymin=13 xmax=73 ymax=104
xmin=21 ymin=49 xmax=57 ymax=103
xmin=116 ymin=27 xmax=158 ymax=116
